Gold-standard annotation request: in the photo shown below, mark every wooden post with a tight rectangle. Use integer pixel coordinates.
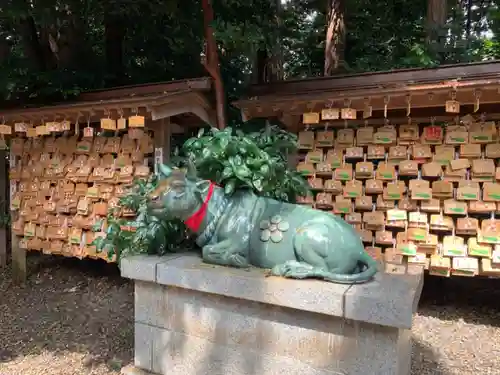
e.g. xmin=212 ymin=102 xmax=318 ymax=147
xmin=163 ymin=118 xmax=171 ymax=163
xmin=9 ymin=150 xmax=26 ymax=282
xmin=0 ymin=150 xmax=7 ymax=267
xmin=0 ymin=228 xmax=6 ymax=267
xmin=152 ymin=118 xmax=171 ymax=165
xmin=11 ymin=234 xmax=25 ymax=283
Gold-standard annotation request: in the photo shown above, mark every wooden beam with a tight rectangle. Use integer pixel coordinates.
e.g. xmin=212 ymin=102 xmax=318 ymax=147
xmin=78 ymin=77 xmax=212 ymax=102
xmin=246 ymin=61 xmax=500 ymax=97
xmin=151 ymin=102 xmax=214 ymax=127
xmin=235 ymin=80 xmax=500 ymax=113
xmin=0 ymin=90 xmax=205 ymax=123
xmin=238 ymin=84 xmax=500 ymax=119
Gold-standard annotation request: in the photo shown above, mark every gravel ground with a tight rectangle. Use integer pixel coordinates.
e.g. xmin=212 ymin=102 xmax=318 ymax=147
xmin=1 ymin=255 xmax=500 ymax=375
xmin=0 ymin=255 xmax=133 ymax=375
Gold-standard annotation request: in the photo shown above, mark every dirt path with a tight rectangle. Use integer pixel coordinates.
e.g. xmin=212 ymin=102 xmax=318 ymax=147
xmin=1 ymin=255 xmax=500 ymax=375
xmin=0 ymin=256 xmax=133 ymax=375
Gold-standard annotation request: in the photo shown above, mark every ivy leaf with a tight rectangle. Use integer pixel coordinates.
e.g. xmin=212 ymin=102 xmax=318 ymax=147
xmin=234 ymin=165 xmax=252 ymax=178
xmin=252 ymin=177 xmax=263 ymax=191
xmin=91 ymin=236 xmax=105 ymax=251
xmin=222 ymin=166 xmax=233 ymax=179
xmin=259 ymin=164 xmax=270 ymax=176
xmin=201 ymin=147 xmax=212 ymax=159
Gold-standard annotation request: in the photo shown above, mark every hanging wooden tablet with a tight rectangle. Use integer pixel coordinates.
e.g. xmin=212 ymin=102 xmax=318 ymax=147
xmin=14 ymin=122 xmax=27 ymax=132
xmin=445 ymin=93 xmax=460 ymax=113
xmin=0 ymin=124 xmax=12 ymax=135
xmin=100 ymin=118 xmax=117 ymax=131
xmin=321 ymin=108 xmax=339 ymax=120
xmin=83 ymin=126 xmax=94 ymax=138
xmin=129 ymin=115 xmax=145 ymax=128
xmin=340 ymin=108 xmax=356 ymax=120
xmin=117 ymin=116 xmax=127 ymax=130
xmin=60 ymin=120 xmax=71 ymax=131
xmin=35 ymin=125 xmax=48 ymax=136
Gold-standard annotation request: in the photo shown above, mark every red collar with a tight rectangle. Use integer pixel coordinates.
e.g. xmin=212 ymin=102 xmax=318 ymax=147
xmin=184 ymin=182 xmax=215 ymax=232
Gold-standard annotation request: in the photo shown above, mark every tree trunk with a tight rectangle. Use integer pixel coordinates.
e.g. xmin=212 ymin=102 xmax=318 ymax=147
xmin=17 ymin=16 xmax=50 ymax=71
xmin=465 ymin=0 xmax=473 ymax=39
xmin=252 ymin=0 xmax=283 ymax=83
xmin=269 ymin=0 xmax=284 ymax=81
xmin=426 ymin=0 xmax=448 ymax=59
xmin=104 ymin=10 xmax=126 ymax=86
xmin=57 ymin=13 xmax=87 ymax=69
xmin=201 ymin=0 xmax=227 ymax=129
xmin=324 ymin=0 xmax=346 ymax=76
xmin=0 ymin=38 xmax=10 ymax=64
xmin=252 ymin=48 xmax=269 ymax=84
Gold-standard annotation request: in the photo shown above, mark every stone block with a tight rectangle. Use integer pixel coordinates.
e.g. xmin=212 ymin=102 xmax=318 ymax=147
xmin=154 ymin=253 xmax=423 ymax=329
xmin=155 ymin=255 xmax=350 ymax=318
xmin=343 ymin=272 xmax=423 ymax=329
xmin=123 ymin=253 xmax=423 ymax=375
xmin=134 ymin=322 xmax=154 ymax=371
xmin=120 ymin=254 xmax=183 ymax=282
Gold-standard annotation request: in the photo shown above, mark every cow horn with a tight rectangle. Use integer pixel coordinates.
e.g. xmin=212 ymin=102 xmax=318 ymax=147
xmin=159 ymin=164 xmax=172 ymax=177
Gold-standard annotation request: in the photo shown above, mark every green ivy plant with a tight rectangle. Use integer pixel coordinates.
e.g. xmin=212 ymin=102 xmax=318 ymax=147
xmin=92 ymin=175 xmax=192 ymax=260
xmin=178 ymin=125 xmax=309 ymax=201
xmin=95 ymin=124 xmax=309 ymax=261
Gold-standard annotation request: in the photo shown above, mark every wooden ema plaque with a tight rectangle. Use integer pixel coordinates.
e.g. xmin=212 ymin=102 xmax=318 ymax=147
xmin=295 ymin=121 xmax=500 ymax=278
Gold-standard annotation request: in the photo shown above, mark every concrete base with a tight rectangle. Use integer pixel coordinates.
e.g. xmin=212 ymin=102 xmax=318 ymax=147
xmin=121 ymin=253 xmax=423 ymax=375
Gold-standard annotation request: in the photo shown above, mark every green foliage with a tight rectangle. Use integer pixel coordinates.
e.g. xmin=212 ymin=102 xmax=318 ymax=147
xmin=92 ymin=175 xmax=192 ymax=260
xmin=1 ymin=0 xmax=500 ymax=105
xmin=179 ymin=124 xmax=309 ymax=201
xmin=95 ymin=124 xmax=308 ymax=260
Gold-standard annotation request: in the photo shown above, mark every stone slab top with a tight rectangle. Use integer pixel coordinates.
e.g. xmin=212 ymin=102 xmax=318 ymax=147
xmin=121 ymin=253 xmax=423 ymax=330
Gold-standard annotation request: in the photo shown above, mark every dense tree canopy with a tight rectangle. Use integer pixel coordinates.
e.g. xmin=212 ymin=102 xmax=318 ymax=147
xmin=1 ymin=0 xmax=500 ymax=108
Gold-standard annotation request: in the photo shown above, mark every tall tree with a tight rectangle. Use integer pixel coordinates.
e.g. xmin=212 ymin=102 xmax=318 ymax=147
xmin=1 ymin=0 xmax=500 ymax=110
xmin=426 ymin=0 xmax=448 ymax=60
xmin=201 ymin=0 xmax=227 ymax=128
xmin=103 ymin=5 xmax=126 ymax=86
xmin=324 ymin=0 xmax=345 ymax=75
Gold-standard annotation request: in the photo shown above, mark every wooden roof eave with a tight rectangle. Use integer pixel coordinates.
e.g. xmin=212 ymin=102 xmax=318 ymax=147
xmin=233 ymin=61 xmax=500 ymax=118
xmin=78 ymin=77 xmax=212 ymax=101
xmin=233 ymin=78 xmax=500 ymax=110
xmin=244 ymin=61 xmax=500 ymax=98
xmin=149 ymin=91 xmax=216 ymax=126
xmin=0 ymin=89 xmax=214 ymax=126
xmin=233 ymin=80 xmax=500 ymax=121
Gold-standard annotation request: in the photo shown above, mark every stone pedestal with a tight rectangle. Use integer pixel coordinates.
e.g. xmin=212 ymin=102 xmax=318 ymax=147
xmin=120 ymin=253 xmax=423 ymax=375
